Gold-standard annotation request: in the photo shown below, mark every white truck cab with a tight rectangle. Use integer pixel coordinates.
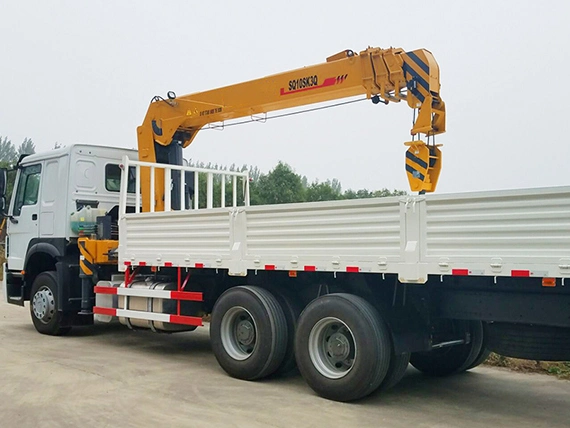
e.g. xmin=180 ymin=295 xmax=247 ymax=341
xmin=2 ymin=144 xmax=137 ymax=306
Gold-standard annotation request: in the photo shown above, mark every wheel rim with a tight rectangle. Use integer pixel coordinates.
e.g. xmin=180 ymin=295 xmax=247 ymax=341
xmin=308 ymin=317 xmax=356 ymax=379
xmin=220 ymin=306 xmax=257 ymax=361
xmin=32 ymin=286 xmax=55 ymax=324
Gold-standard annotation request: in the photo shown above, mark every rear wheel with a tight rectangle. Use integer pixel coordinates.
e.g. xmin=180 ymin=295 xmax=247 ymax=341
xmin=379 ymin=352 xmax=410 ymax=391
xmin=210 ymin=286 xmax=288 ymax=380
xmin=486 ymin=322 xmax=570 ymax=361
xmin=466 ymin=347 xmax=491 ymax=370
xmin=410 ymin=320 xmax=484 ymax=376
xmin=30 ymin=271 xmax=71 ymax=336
xmin=295 ymin=293 xmax=391 ymax=402
xmin=466 ymin=323 xmax=490 ymax=369
xmin=273 ymin=292 xmax=302 ymax=376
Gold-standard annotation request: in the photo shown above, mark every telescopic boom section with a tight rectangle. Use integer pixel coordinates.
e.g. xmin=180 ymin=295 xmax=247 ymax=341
xmin=137 ymin=46 xmax=446 ymax=210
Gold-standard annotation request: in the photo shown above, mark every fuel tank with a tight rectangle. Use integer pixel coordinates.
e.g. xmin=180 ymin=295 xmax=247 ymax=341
xmin=118 ymin=279 xmax=198 ymax=332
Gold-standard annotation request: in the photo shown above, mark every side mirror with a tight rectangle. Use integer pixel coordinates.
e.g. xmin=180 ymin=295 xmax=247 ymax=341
xmin=0 ymin=168 xmax=6 ymax=215
xmin=0 ymin=168 xmax=6 ymax=198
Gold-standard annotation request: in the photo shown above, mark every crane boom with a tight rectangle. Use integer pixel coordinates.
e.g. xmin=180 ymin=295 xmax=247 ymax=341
xmin=137 ymin=46 xmax=446 ymax=210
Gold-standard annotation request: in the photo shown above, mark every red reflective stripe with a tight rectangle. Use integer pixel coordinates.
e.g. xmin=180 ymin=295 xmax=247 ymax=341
xmin=94 ymin=286 xmax=118 ymax=295
xmin=512 ymin=270 xmax=530 ymax=277
xmin=195 ymin=263 xmax=204 ymax=269
xmin=171 ymin=291 xmax=203 ymax=301
xmin=304 ymin=265 xmax=316 ymax=272
xmin=139 ymin=261 xmax=147 ymax=266
xmin=93 ymin=307 xmax=116 ymax=316
xmin=346 ymin=266 xmax=359 ymax=273
xmin=452 ymin=269 xmax=469 ymax=276
xmin=124 ymin=261 xmax=131 ymax=266
xmin=164 ymin=262 xmax=173 ymax=267
xmin=170 ymin=315 xmax=203 ymax=326
xmin=280 ymin=77 xmax=337 ymax=96
xmin=265 ymin=264 xmax=276 ymax=270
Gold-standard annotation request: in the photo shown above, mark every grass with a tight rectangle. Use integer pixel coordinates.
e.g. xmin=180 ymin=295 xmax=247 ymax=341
xmin=484 ymin=353 xmax=570 ymax=380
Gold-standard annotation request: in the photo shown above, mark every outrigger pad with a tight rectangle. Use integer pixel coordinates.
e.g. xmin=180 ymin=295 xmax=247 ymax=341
xmin=404 ymin=140 xmax=442 ymax=193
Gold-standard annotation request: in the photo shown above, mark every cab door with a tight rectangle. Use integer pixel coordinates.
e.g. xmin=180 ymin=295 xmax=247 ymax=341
xmin=7 ymin=163 xmax=42 ymax=271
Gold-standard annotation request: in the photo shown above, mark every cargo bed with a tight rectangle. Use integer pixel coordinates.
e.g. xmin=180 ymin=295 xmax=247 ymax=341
xmin=118 ymin=158 xmax=570 ymax=283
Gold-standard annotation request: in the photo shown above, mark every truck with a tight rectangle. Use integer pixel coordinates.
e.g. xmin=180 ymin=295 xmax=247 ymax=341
xmin=2 ymin=46 xmax=569 ymax=402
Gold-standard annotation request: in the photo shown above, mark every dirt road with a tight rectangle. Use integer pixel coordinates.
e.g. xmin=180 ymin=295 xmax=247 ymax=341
xmin=1 ymin=299 xmax=569 ymax=428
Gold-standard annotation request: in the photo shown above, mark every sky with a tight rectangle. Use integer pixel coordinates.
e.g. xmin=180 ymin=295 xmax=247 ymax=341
xmin=1 ymin=0 xmax=569 ymax=194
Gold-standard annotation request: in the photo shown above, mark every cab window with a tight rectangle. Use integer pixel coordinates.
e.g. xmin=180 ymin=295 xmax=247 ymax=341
xmin=13 ymin=164 xmax=41 ymax=216
xmin=105 ymin=164 xmax=136 ymax=193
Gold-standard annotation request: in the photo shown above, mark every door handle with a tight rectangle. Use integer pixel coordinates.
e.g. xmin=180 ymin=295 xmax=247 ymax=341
xmin=32 ymin=214 xmax=37 ymax=220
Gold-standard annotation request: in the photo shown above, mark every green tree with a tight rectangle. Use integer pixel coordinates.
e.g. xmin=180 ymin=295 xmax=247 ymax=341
xmin=343 ymin=189 xmax=373 ymax=199
xmin=0 ymin=137 xmax=37 ymax=206
xmin=306 ymin=180 xmax=343 ymax=202
xmin=184 ymin=158 xmax=406 ymax=207
xmin=373 ymin=188 xmax=407 ymax=197
xmin=17 ymin=138 xmax=35 ymax=157
xmin=343 ymin=187 xmax=406 ymax=199
xmin=185 ymin=160 xmax=253 ymax=208
xmin=0 ymin=136 xmax=17 ymax=166
xmin=0 ymin=137 xmax=18 ymax=205
xmin=251 ymin=162 xmax=305 ymax=205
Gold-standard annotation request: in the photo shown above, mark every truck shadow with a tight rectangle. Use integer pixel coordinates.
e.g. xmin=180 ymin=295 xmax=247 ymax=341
xmin=12 ymin=319 xmax=213 ymax=357
xmin=356 ymin=367 xmax=570 ymax=423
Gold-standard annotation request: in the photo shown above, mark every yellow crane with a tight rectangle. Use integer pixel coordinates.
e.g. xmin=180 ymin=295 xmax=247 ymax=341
xmin=137 ymin=46 xmax=446 ymax=210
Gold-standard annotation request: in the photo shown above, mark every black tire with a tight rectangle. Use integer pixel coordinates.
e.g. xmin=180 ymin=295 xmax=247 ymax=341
xmin=210 ymin=286 xmax=288 ymax=380
xmin=273 ymin=292 xmax=302 ymax=376
xmin=295 ymin=293 xmax=391 ymax=402
xmin=410 ymin=320 xmax=484 ymax=376
xmin=465 ymin=322 xmax=490 ymax=370
xmin=379 ymin=352 xmax=410 ymax=391
xmin=30 ymin=271 xmax=72 ymax=336
xmin=466 ymin=347 xmax=491 ymax=370
xmin=486 ymin=322 xmax=570 ymax=361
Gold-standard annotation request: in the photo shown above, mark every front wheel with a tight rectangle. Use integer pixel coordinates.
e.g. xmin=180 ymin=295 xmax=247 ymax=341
xmin=30 ymin=271 xmax=71 ymax=336
xmin=295 ymin=293 xmax=392 ymax=402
